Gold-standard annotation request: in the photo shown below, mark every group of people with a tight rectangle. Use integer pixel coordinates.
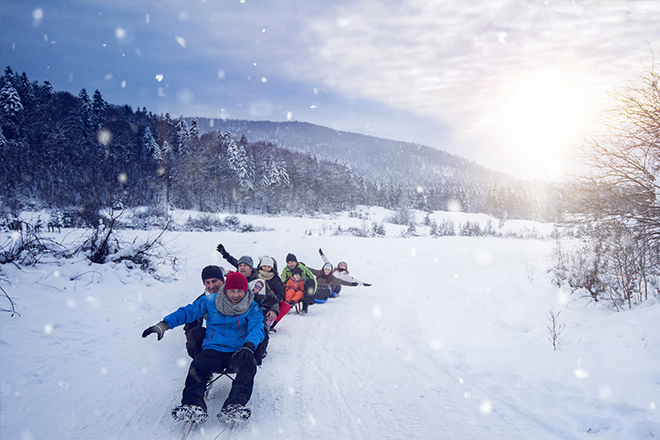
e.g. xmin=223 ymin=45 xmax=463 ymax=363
xmin=142 ymin=244 xmax=371 ymax=425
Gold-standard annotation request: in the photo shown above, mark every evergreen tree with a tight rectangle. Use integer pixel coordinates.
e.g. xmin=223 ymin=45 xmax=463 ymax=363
xmin=91 ymin=89 xmax=107 ymax=130
xmin=235 ymin=145 xmax=254 ymax=190
xmin=175 ymin=116 xmax=189 ymax=146
xmin=78 ymin=88 xmax=92 ymax=131
xmin=1 ymin=83 xmax=24 ymax=119
xmin=189 ymin=118 xmax=200 ymax=141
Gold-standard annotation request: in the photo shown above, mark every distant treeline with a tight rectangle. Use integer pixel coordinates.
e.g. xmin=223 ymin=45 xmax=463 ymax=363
xmin=0 ymin=67 xmax=563 ymax=222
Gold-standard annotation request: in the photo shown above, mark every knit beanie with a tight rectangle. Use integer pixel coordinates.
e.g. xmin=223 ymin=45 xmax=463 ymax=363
xmin=286 ymin=253 xmax=298 ymax=263
xmin=224 ymin=271 xmax=248 ymax=292
xmin=201 ymin=265 xmax=225 ymax=282
xmin=322 ymin=262 xmax=333 ymax=271
xmin=237 ymin=255 xmax=254 ymax=269
xmin=260 ymin=256 xmax=274 ymax=267
xmin=291 ymin=267 xmax=303 ymax=276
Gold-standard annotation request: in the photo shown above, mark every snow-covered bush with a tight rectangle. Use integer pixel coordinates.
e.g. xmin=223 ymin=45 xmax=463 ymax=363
xmin=551 ymin=225 xmax=660 ymax=310
xmin=347 ymin=226 xmax=369 ymax=237
xmin=429 ymin=219 xmax=455 ymax=237
xmin=459 ymin=219 xmax=499 ymax=237
xmin=371 ymin=221 xmax=386 ymax=237
xmin=0 ymin=224 xmax=67 ymax=265
xmin=183 ymin=214 xmax=268 ymax=233
xmin=386 ymin=206 xmax=415 ymax=226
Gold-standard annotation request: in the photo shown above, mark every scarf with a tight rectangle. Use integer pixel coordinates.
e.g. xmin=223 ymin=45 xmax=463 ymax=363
xmin=215 ymin=287 xmax=255 ymax=316
xmin=258 ymin=270 xmax=275 ymax=280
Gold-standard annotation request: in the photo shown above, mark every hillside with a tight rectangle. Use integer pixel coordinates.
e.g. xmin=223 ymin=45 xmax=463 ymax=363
xmin=189 ymin=118 xmax=508 ymax=185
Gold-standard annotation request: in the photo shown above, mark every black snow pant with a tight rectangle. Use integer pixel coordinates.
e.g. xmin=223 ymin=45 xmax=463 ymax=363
xmin=181 ymin=348 xmax=257 ymax=412
xmin=329 ymin=283 xmax=342 ymax=295
xmin=302 ymin=278 xmax=317 ymax=306
xmin=186 ymin=325 xmax=267 ymax=366
xmin=313 ymin=286 xmax=330 ymax=302
xmin=185 ymin=326 xmax=206 ymax=359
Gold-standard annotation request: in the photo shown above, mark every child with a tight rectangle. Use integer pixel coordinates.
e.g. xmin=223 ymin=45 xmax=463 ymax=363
xmin=285 ymin=267 xmax=305 ymax=305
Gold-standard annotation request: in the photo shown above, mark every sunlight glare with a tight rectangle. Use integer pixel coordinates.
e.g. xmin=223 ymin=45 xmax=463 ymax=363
xmin=491 ymin=69 xmax=592 ymax=180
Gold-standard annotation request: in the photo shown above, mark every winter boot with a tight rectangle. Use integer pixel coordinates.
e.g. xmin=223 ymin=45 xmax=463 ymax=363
xmin=217 ymin=404 xmax=251 ymax=423
xmin=172 ymin=404 xmax=209 ymax=424
xmin=301 ymin=303 xmax=309 ymax=314
xmin=329 ymin=290 xmax=340 ymax=298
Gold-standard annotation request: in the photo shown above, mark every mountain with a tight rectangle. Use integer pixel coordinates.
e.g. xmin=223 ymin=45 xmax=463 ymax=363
xmin=188 ymin=118 xmax=508 ymax=185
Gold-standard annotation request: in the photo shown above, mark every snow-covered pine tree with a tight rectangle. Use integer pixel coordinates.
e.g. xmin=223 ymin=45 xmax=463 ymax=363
xmin=143 ymin=127 xmax=158 ymax=158
xmin=189 ymin=118 xmax=200 ymax=141
xmin=262 ymin=159 xmax=290 ymax=187
xmin=175 ymin=116 xmax=189 ymax=146
xmin=235 ymin=145 xmax=254 ymax=190
xmin=153 ymin=134 xmax=171 ymax=218
xmin=1 ymin=83 xmax=24 ymax=119
xmin=78 ymin=88 xmax=92 ymax=131
xmin=91 ymin=89 xmax=107 ymax=130
xmin=358 ymin=174 xmax=368 ymax=205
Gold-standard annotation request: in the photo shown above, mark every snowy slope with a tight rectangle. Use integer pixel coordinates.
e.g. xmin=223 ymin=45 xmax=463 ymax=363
xmin=1 ymin=211 xmax=658 ymax=440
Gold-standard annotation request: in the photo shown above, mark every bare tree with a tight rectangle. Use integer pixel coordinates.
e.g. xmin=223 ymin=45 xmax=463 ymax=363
xmin=546 ymin=309 xmax=565 ymax=351
xmin=567 ymin=47 xmax=660 ymax=307
xmin=572 ymin=48 xmax=660 ymax=236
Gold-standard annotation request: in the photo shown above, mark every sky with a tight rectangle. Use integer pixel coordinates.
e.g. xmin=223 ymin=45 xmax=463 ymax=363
xmin=2 ymin=0 xmax=660 ymax=181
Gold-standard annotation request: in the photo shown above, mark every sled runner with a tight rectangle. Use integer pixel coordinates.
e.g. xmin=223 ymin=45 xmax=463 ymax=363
xmin=204 ymin=367 xmax=236 ymax=400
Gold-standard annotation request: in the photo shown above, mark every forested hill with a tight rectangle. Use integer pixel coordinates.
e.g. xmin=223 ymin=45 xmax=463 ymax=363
xmin=186 ymin=118 xmax=561 ymax=221
xmin=0 ymin=67 xmax=560 ymax=222
xmin=188 ymin=118 xmax=503 ymax=185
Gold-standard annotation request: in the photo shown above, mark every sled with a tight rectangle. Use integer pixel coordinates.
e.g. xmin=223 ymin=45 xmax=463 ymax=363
xmin=204 ymin=368 xmax=236 ymax=400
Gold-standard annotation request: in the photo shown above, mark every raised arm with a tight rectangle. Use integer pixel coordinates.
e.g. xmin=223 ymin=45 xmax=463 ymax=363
xmin=216 ymin=243 xmax=239 ymax=268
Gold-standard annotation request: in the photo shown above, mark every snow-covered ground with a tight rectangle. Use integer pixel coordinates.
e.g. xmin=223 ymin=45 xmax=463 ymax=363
xmin=1 ymin=209 xmax=658 ymax=440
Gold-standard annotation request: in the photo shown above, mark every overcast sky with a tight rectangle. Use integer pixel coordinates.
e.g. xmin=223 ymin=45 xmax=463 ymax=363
xmin=2 ymin=0 xmax=660 ymax=181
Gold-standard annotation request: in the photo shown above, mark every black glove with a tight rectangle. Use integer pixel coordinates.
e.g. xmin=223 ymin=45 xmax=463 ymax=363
xmin=351 ymin=282 xmax=359 ymax=286
xmin=318 ymin=248 xmax=323 ymax=255
xmin=142 ymin=321 xmax=169 ymax=340
xmin=231 ymin=342 xmax=255 ymax=365
xmin=363 ymin=283 xmax=372 ymax=287
xmin=216 ymin=243 xmax=228 ymax=258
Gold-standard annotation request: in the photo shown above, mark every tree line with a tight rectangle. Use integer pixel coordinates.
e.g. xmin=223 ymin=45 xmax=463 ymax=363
xmin=1 ymin=67 xmax=559 ymax=222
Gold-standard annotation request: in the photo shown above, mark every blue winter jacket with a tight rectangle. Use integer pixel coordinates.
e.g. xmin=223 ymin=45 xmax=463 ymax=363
xmin=163 ymin=293 xmax=264 ymax=353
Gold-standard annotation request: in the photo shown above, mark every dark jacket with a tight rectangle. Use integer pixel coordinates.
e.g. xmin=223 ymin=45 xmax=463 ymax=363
xmin=259 ymin=269 xmax=285 ymax=302
xmin=219 ymin=248 xmax=279 ymax=316
xmin=309 ymin=267 xmax=355 ymax=290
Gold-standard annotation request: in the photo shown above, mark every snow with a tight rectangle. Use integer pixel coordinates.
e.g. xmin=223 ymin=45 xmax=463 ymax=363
xmin=1 ymin=210 xmax=658 ymax=440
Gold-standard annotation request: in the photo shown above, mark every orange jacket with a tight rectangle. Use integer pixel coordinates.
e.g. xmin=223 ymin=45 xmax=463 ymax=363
xmin=285 ymin=278 xmax=305 ymax=303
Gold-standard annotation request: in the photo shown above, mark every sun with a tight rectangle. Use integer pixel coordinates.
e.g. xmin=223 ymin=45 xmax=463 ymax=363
xmin=506 ymin=77 xmax=581 ymax=142
xmin=487 ymin=70 xmax=594 ymax=180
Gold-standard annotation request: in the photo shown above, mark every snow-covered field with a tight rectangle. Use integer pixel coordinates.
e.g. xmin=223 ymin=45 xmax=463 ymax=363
xmin=1 ymin=209 xmax=658 ymax=440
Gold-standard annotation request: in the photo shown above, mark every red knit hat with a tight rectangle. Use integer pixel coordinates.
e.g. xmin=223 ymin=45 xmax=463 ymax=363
xmin=224 ymin=271 xmax=248 ymax=292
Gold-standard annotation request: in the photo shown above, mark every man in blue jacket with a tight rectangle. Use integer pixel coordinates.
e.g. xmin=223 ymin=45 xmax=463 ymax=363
xmin=142 ymin=271 xmax=264 ymax=424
